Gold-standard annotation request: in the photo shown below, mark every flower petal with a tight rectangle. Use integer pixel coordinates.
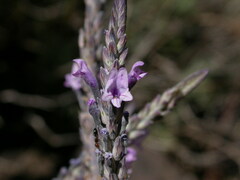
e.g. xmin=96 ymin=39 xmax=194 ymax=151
xmin=126 ymin=147 xmax=137 ymax=163
xmin=105 ymin=68 xmax=118 ymax=92
xmin=117 ymin=68 xmax=129 ymax=94
xmin=120 ymin=90 xmax=133 ymax=101
xmin=64 ymin=74 xmax=81 ymax=90
xmin=131 ymin=61 xmax=144 ymax=71
xmin=138 ymin=72 xmax=148 ymax=79
xmin=111 ymin=98 xmax=122 ymax=108
xmin=102 ymin=92 xmax=113 ymax=101
xmin=72 ymin=59 xmax=88 ymax=76
xmin=129 ymin=61 xmax=147 ymax=80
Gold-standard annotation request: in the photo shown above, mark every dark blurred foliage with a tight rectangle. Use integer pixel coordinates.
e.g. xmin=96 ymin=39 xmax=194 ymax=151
xmin=1 ymin=0 xmax=240 ymax=180
xmin=0 ymin=0 xmax=85 ymax=179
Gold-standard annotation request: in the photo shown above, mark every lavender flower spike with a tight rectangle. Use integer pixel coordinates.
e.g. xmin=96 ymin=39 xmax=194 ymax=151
xmin=102 ymin=67 xmax=133 ymax=108
xmin=72 ymin=59 xmax=100 ymax=98
xmin=128 ymin=61 xmax=147 ymax=89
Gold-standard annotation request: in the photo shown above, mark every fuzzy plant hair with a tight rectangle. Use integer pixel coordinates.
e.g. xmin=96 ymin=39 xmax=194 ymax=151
xmin=55 ymin=0 xmax=208 ymax=179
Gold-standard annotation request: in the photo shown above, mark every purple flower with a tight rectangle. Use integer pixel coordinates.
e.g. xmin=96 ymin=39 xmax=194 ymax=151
xmin=128 ymin=61 xmax=147 ymax=89
xmin=102 ymin=67 xmax=133 ymax=108
xmin=100 ymin=128 xmax=108 ymax=135
xmin=72 ymin=59 xmax=98 ymax=89
xmin=126 ymin=147 xmax=137 ymax=163
xmin=87 ymin=98 xmax=96 ymax=106
xmin=126 ymin=147 xmax=137 ymax=173
xmin=72 ymin=59 xmax=100 ymax=98
xmin=104 ymin=152 xmax=113 ymax=160
xmin=64 ymin=63 xmax=81 ymax=90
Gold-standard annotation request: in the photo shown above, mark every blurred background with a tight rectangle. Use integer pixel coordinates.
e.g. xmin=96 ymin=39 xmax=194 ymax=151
xmin=0 ymin=0 xmax=240 ymax=180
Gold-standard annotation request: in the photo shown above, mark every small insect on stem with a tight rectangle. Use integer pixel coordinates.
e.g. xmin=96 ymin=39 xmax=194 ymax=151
xmin=93 ymin=128 xmax=100 ymax=149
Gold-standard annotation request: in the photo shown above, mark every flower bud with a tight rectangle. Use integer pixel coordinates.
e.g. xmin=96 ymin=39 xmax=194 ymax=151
xmin=96 ymin=149 xmax=104 ymax=176
xmin=88 ymin=99 xmax=101 ymax=125
xmin=112 ymin=136 xmax=124 ymax=161
xmin=118 ymin=158 xmax=128 ymax=179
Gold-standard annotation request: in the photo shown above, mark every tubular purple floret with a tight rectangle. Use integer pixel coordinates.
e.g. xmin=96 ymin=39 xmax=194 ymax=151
xmin=128 ymin=61 xmax=147 ymax=89
xmin=72 ymin=59 xmax=100 ymax=98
